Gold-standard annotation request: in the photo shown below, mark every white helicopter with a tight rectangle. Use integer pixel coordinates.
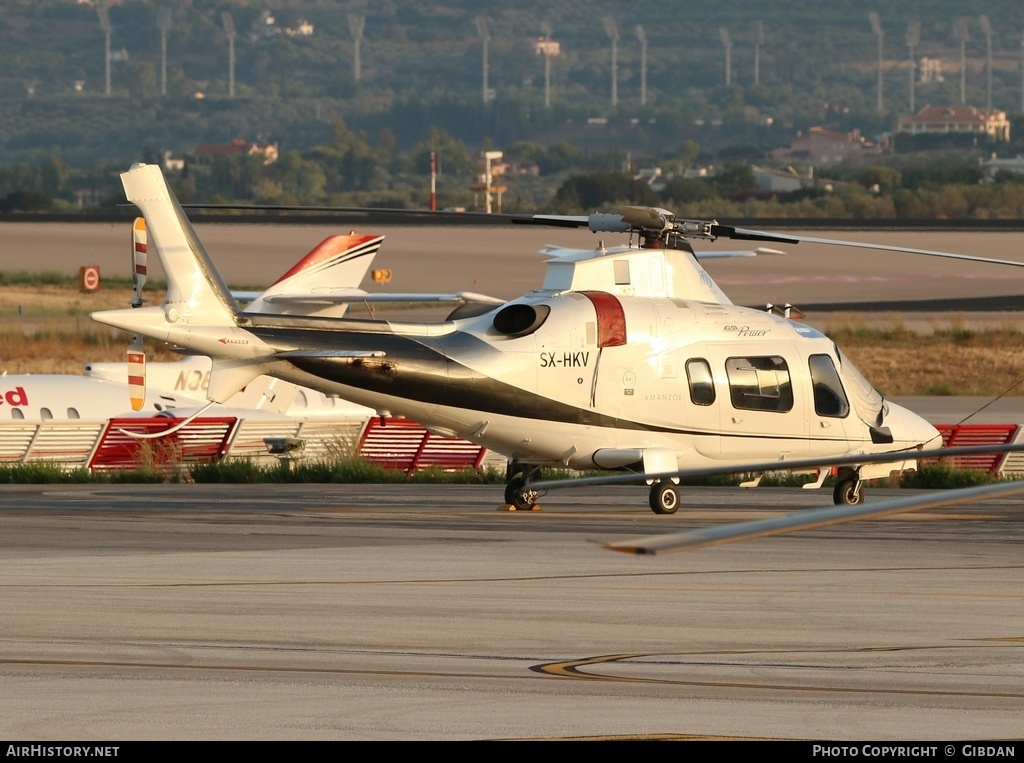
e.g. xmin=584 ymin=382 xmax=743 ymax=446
xmin=91 ymin=163 xmax=1022 ymax=515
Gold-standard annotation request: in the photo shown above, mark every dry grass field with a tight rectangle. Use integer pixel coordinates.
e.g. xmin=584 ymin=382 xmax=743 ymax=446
xmin=2 ymin=285 xmax=1024 ymax=397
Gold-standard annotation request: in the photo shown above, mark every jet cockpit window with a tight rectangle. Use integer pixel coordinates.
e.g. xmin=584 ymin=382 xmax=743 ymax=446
xmin=808 ymin=354 xmax=850 ymax=418
xmin=726 ymin=356 xmax=793 ymax=413
xmin=685 ymin=358 xmax=715 ymax=406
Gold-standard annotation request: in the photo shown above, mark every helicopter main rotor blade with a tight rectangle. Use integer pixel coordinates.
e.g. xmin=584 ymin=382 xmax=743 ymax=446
xmin=179 ymin=201 xmax=1024 ymax=269
xmin=709 ymin=224 xmax=801 ymax=244
xmin=508 ymin=214 xmax=592 ymax=228
xmin=766 ymin=231 xmax=1024 ymax=269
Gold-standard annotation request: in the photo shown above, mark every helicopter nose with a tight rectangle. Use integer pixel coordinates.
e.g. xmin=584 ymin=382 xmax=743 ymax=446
xmin=885 ymin=401 xmax=942 ymax=449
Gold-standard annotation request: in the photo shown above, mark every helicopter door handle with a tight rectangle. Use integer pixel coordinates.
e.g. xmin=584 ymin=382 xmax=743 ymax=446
xmin=731 ymin=416 xmax=743 ymax=424
xmin=820 ymin=421 xmax=832 ymax=429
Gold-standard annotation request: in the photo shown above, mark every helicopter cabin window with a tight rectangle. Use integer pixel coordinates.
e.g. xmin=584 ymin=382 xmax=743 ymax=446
xmin=808 ymin=354 xmax=850 ymax=418
xmin=685 ymin=358 xmax=715 ymax=405
xmin=725 ymin=356 xmax=793 ymax=413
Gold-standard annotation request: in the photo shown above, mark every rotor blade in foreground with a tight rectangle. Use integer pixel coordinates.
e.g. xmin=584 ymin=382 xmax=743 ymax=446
xmin=531 ymin=441 xmax=1024 ymax=493
xmin=605 ymin=479 xmax=1024 ymax=555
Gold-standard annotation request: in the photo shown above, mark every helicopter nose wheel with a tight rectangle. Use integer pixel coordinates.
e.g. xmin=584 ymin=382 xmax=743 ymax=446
xmin=504 ymin=462 xmax=542 ymax=510
xmin=649 ymin=481 xmax=680 ymax=514
xmin=833 ymin=473 xmax=864 ymax=505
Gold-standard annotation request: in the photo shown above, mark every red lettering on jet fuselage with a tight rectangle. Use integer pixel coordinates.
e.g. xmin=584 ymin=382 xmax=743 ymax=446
xmin=0 ymin=386 xmax=29 ymax=406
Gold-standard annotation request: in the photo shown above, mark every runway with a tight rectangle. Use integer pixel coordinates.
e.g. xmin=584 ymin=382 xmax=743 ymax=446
xmin=4 ymin=222 xmax=1024 ymax=315
xmin=2 ymin=483 xmax=1022 ymax=740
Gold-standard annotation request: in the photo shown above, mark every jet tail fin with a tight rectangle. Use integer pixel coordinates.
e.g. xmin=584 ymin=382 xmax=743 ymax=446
xmin=244 ymin=233 xmax=385 ymax=316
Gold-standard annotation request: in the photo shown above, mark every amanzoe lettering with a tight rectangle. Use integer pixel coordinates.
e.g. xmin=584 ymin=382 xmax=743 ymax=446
xmin=0 ymin=386 xmax=28 ymax=406
xmin=540 ymin=351 xmax=590 ymax=368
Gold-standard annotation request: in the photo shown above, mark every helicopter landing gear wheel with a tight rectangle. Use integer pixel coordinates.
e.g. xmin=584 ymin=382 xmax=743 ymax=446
xmin=833 ymin=477 xmax=863 ymax=506
xmin=649 ymin=482 xmax=680 ymax=515
xmin=505 ymin=477 xmax=539 ymax=510
xmin=504 ymin=463 xmax=542 ymax=510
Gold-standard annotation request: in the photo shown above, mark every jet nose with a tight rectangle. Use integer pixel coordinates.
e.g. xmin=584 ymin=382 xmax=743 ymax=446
xmin=885 ymin=401 xmax=942 ymax=449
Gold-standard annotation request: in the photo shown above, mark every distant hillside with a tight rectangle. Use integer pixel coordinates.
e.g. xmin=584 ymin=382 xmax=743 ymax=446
xmin=2 ymin=0 xmax=1024 ymax=169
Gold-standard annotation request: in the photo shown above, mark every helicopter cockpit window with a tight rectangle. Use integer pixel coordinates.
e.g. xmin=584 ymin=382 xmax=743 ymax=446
xmin=685 ymin=358 xmax=715 ymax=406
xmin=836 ymin=346 xmax=885 ymax=424
xmin=725 ymin=356 xmax=793 ymax=413
xmin=808 ymin=354 xmax=850 ymax=418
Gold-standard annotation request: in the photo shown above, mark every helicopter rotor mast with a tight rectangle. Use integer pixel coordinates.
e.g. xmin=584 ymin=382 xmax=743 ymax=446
xmin=514 ymin=206 xmax=801 ymax=251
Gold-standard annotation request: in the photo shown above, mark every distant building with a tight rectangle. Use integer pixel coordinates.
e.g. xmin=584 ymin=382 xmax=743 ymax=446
xmin=918 ymin=57 xmax=943 ymax=83
xmin=982 ymin=154 xmax=1024 ymax=179
xmin=634 ymin=167 xmax=666 ymax=192
xmin=194 ymin=138 xmax=279 ymax=165
xmin=752 ymin=166 xmax=811 ymax=193
xmin=163 ymin=152 xmax=185 ymax=172
xmin=898 ymin=105 xmax=1010 ymax=142
xmin=770 ymin=126 xmax=885 ymax=165
xmin=284 ymin=19 xmax=314 ymax=37
xmin=532 ymin=38 xmax=561 ymax=56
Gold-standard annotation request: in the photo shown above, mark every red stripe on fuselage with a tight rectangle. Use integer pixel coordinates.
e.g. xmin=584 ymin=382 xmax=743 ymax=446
xmin=580 ymin=291 xmax=626 ymax=347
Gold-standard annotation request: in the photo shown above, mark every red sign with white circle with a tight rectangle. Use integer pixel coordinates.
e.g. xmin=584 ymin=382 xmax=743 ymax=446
xmin=79 ymin=266 xmax=101 ymax=292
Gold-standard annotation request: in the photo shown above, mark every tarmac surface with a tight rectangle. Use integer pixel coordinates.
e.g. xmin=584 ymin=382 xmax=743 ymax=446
xmin=1 ymin=482 xmax=1023 ymax=741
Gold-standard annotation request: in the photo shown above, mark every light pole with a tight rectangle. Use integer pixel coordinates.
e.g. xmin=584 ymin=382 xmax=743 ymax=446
xmin=604 ymin=17 xmax=618 ymax=107
xmin=869 ymin=12 xmax=884 ymax=114
xmin=541 ymin=21 xmax=553 ymax=108
xmin=349 ymin=14 xmax=365 ymax=83
xmin=97 ymin=4 xmax=111 ymax=97
xmin=718 ymin=27 xmax=732 ymax=86
xmin=980 ymin=15 xmax=993 ymax=110
xmin=754 ymin=21 xmax=764 ymax=85
xmin=955 ymin=18 xmax=969 ymax=105
xmin=476 ymin=17 xmax=490 ymax=106
xmin=636 ymin=25 xmax=647 ymax=107
xmin=221 ymin=12 xmax=235 ymax=98
xmin=158 ymin=7 xmax=170 ymax=98
xmin=906 ymin=21 xmax=920 ymax=113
